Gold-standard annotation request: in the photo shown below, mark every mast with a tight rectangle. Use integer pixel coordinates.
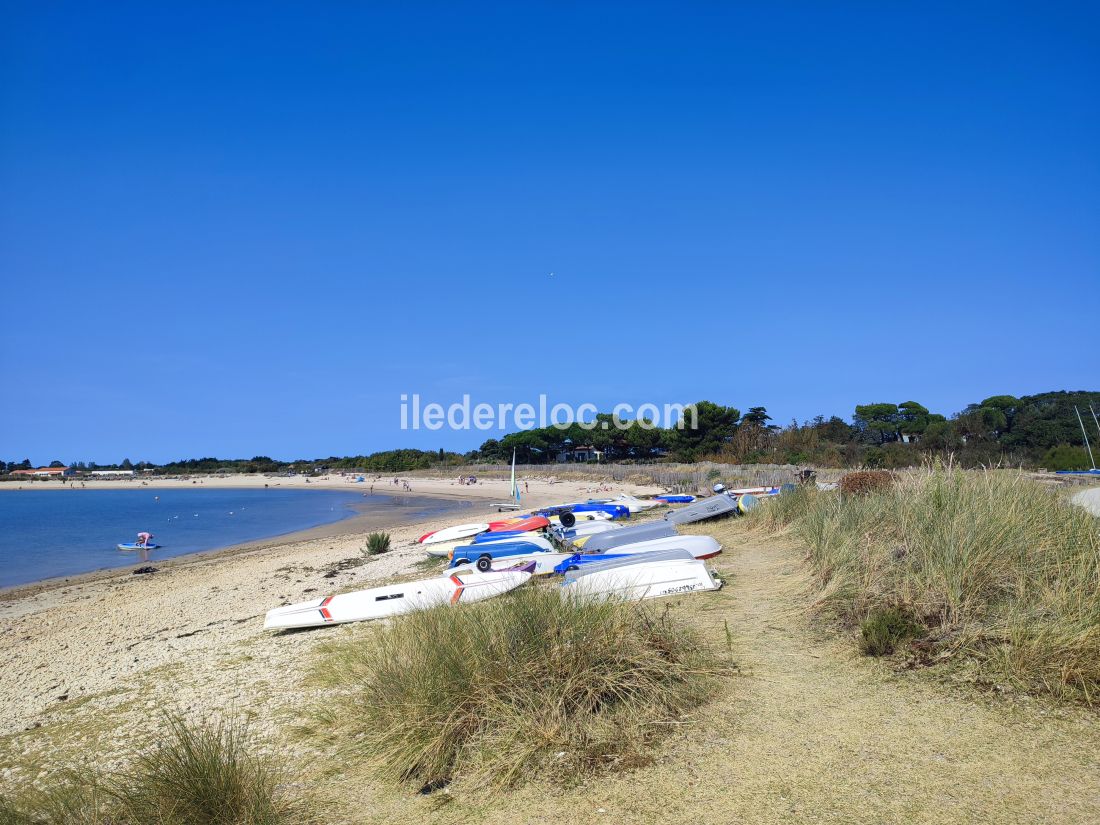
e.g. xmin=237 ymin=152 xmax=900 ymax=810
xmin=1074 ymin=406 xmax=1097 ymax=470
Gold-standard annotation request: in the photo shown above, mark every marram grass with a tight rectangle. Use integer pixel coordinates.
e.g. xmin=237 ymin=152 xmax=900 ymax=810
xmin=751 ymin=465 xmax=1100 ymax=701
xmin=0 ymin=716 xmax=301 ymax=825
xmin=311 ymin=585 xmax=722 ymax=790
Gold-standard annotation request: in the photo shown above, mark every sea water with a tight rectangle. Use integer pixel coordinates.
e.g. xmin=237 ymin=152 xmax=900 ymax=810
xmin=0 ymin=488 xmax=468 ymax=588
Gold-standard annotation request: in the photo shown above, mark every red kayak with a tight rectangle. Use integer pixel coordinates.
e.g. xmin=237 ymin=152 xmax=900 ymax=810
xmin=487 ymin=515 xmax=549 ymax=533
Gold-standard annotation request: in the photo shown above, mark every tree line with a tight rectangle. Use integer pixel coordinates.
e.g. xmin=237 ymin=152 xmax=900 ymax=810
xmin=5 ymin=390 xmax=1098 ymax=476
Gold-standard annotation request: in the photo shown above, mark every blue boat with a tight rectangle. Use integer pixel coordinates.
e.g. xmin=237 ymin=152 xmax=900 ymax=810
xmin=450 ymin=541 xmax=549 ymax=570
xmin=654 ymin=495 xmax=695 ymax=503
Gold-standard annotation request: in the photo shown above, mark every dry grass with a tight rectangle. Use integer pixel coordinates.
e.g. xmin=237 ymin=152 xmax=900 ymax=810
xmin=308 ymin=585 xmax=723 ymax=791
xmin=751 ymin=464 xmax=1100 ymax=701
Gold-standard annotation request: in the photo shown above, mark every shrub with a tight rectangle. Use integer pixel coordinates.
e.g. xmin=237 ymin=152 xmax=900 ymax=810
xmin=364 ymin=532 xmax=391 ymax=555
xmin=312 ymin=587 xmax=721 ymax=790
xmin=839 ymin=470 xmax=893 ymax=496
xmin=859 ymin=607 xmax=923 ymax=656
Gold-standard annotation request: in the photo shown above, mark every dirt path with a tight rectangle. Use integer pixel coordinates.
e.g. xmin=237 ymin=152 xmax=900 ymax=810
xmin=358 ymin=529 xmax=1100 ymax=824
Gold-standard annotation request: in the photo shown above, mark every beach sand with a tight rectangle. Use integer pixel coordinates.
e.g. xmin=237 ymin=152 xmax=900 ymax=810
xmin=0 ymin=475 xmax=649 ymax=758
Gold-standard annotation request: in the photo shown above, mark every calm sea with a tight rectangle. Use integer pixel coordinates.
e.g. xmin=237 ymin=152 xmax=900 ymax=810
xmin=0 ymin=489 xmax=469 ymax=589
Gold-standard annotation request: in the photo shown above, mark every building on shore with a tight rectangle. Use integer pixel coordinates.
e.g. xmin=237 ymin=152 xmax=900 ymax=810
xmin=10 ymin=466 xmax=76 ymax=478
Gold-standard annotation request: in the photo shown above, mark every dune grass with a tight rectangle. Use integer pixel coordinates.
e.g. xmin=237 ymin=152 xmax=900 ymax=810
xmin=751 ymin=464 xmax=1100 ymax=701
xmin=0 ymin=716 xmax=300 ymax=825
xmin=311 ymin=585 xmax=722 ymax=791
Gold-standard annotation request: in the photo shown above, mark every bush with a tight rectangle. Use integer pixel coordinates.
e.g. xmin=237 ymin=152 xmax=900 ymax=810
xmin=754 ymin=464 xmax=1100 ymax=701
xmin=312 ymin=587 xmax=720 ymax=790
xmin=0 ymin=716 xmax=300 ymax=825
xmin=364 ymin=532 xmax=391 ymax=555
xmin=839 ymin=470 xmax=893 ymax=496
xmin=859 ymin=607 xmax=923 ymax=656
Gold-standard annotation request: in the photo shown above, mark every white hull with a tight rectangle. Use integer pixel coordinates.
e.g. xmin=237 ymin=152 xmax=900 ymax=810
xmin=564 ymin=559 xmax=721 ymax=602
xmin=596 ymin=495 xmax=661 ymax=513
xmin=424 ymin=534 xmax=555 ymax=558
xmin=264 ymin=568 xmax=530 ymax=629
xmin=608 ymin=534 xmax=722 ymax=560
xmin=420 ymin=523 xmax=490 ymax=545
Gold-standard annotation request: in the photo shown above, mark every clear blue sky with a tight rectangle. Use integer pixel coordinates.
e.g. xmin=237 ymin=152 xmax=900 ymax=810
xmin=1 ymin=2 xmax=1096 ymax=464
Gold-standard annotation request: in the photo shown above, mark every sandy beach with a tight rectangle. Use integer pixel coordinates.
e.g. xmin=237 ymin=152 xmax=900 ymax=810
xmin=0 ymin=475 xmax=650 ymax=756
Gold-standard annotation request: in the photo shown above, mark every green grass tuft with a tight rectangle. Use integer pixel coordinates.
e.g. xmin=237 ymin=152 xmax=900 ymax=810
xmin=312 ymin=586 xmax=722 ymax=790
xmin=859 ymin=607 xmax=923 ymax=656
xmin=0 ymin=716 xmax=301 ymax=825
xmin=364 ymin=532 xmax=392 ymax=555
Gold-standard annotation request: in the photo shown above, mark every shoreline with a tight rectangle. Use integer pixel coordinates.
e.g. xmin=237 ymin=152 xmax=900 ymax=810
xmin=0 ymin=475 xmax=646 ymax=741
xmin=0 ymin=491 xmax=476 ymax=601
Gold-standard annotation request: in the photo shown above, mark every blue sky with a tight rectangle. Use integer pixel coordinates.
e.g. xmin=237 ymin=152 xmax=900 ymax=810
xmin=1 ymin=2 xmax=1097 ymax=463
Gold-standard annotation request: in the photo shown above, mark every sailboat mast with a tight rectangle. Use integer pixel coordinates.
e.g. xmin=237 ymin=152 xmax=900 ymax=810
xmin=1074 ymin=406 xmax=1097 ymax=470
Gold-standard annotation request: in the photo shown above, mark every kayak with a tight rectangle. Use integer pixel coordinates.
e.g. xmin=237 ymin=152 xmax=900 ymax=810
xmin=117 ymin=543 xmax=162 ymax=551
xmin=655 ymin=494 xmax=695 ymax=503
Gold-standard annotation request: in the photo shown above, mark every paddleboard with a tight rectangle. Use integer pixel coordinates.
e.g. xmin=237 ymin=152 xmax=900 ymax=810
xmin=117 ymin=543 xmax=162 ymax=551
xmin=263 ymin=565 xmax=533 ymax=629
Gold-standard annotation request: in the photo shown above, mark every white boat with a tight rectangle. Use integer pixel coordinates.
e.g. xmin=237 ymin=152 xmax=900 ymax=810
xmin=263 ymin=566 xmax=532 ymax=629
xmin=553 ymin=521 xmax=620 ymax=539
xmin=424 ymin=534 xmax=556 ymax=558
xmin=562 ymin=556 xmax=721 ymax=602
xmin=607 ymin=534 xmax=722 ymax=560
xmin=594 ymin=494 xmax=662 ymax=513
xmin=419 ymin=522 xmax=490 ymax=545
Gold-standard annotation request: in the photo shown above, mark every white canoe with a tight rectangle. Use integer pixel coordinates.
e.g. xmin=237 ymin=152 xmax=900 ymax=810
xmin=263 ymin=567 xmax=532 ymax=629
xmin=610 ymin=534 xmax=722 ymax=560
xmin=563 ymin=558 xmax=721 ymax=602
xmin=424 ymin=534 xmax=556 ymax=558
xmin=419 ymin=522 xmax=490 ymax=545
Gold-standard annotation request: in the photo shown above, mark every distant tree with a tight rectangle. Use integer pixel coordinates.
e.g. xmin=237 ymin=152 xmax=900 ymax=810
xmin=667 ymin=400 xmax=741 ymax=459
xmin=120 ymin=458 xmax=133 ymax=469
xmin=853 ymin=403 xmax=900 ymax=443
xmin=48 ymin=460 xmax=65 ymax=468
xmin=742 ymin=407 xmax=774 ymax=428
xmin=438 ymin=447 xmax=445 ymax=461
xmin=19 ymin=458 xmax=32 ymax=469
xmin=897 ymin=401 xmax=931 ymax=436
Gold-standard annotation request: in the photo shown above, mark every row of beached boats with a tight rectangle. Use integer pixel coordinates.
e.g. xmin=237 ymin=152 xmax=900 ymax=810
xmin=263 ymin=487 xmax=780 ymax=630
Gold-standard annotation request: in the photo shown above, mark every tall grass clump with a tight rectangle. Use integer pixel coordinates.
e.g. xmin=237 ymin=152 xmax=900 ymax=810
xmin=0 ymin=716 xmax=300 ymax=825
xmin=364 ymin=531 xmax=391 ymax=555
xmin=752 ymin=463 xmax=1100 ymax=701
xmin=312 ymin=586 xmax=721 ymax=790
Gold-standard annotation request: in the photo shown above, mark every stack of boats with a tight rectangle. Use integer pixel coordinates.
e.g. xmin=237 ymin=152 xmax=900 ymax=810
xmin=263 ymin=488 xmax=778 ymax=630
